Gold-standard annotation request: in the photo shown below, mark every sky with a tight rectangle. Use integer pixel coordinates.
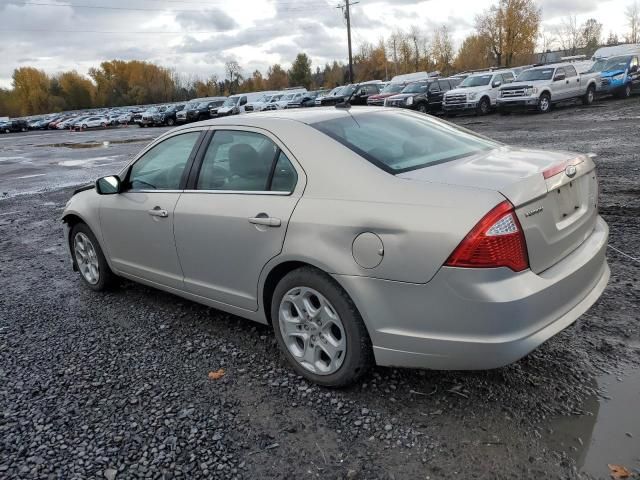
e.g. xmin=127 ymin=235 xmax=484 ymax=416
xmin=0 ymin=0 xmax=633 ymax=88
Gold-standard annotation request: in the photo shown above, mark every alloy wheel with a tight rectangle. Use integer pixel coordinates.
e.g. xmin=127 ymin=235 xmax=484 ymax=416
xmin=539 ymin=96 xmax=550 ymax=112
xmin=74 ymin=232 xmax=100 ymax=285
xmin=278 ymin=286 xmax=346 ymax=375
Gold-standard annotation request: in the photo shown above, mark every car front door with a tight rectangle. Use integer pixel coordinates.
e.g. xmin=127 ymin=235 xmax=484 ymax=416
xmin=173 ymin=128 xmax=305 ymax=311
xmin=99 ymin=130 xmax=205 ymax=288
xmin=427 ymin=81 xmax=444 ymax=111
xmin=563 ymin=65 xmax=580 ymax=97
xmin=629 ymin=56 xmax=640 ymax=91
xmin=551 ymin=67 xmax=569 ymax=100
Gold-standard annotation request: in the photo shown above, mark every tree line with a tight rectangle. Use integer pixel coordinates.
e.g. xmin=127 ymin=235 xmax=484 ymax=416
xmin=2 ymin=0 xmax=639 ymax=117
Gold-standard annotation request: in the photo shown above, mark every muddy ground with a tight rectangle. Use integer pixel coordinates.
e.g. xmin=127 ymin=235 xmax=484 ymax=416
xmin=0 ymin=99 xmax=638 ymax=480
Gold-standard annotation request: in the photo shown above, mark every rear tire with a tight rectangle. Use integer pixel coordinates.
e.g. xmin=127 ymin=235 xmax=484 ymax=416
xmin=582 ymin=85 xmax=595 ymax=105
xmin=271 ymin=267 xmax=373 ymax=387
xmin=166 ymin=117 xmax=175 ymax=126
xmin=70 ymin=223 xmax=116 ymax=292
xmin=537 ymin=93 xmax=551 ymax=113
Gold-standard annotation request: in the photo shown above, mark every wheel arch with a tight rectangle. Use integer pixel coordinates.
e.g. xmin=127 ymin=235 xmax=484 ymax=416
xmin=260 ymin=259 xmax=369 ymax=339
xmin=62 ymin=211 xmax=115 ymax=273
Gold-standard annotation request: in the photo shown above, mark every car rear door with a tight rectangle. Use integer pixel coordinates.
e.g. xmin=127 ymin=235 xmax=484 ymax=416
xmin=173 ymin=128 xmax=305 ymax=311
xmin=99 ymin=130 xmax=205 ymax=289
xmin=564 ymin=65 xmax=581 ymax=97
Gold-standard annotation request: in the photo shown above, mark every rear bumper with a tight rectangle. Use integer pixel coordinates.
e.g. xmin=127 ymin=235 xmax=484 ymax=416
xmin=335 ymin=216 xmax=609 ymax=370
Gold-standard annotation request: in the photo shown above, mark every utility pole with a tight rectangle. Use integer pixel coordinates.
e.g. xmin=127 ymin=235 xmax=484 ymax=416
xmin=339 ymin=1 xmax=359 ymax=83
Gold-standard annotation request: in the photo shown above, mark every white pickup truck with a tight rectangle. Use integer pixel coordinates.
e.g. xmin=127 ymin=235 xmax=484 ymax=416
xmin=442 ymin=70 xmax=515 ymax=115
xmin=497 ymin=62 xmax=600 ymax=113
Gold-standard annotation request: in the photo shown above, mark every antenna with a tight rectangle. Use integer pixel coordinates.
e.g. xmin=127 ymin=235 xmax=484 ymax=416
xmin=335 ymin=83 xmax=359 ymax=109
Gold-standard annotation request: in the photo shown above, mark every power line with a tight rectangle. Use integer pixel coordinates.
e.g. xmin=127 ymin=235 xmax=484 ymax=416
xmin=0 ymin=0 xmax=333 ymax=13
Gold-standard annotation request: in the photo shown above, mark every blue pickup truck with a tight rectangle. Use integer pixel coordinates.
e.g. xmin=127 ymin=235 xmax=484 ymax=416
xmin=592 ymin=54 xmax=640 ymax=98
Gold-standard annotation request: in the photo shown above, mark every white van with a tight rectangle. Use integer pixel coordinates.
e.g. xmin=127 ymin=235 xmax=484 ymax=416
xmin=592 ymin=44 xmax=640 ymax=60
xmin=216 ymin=91 xmax=278 ymax=116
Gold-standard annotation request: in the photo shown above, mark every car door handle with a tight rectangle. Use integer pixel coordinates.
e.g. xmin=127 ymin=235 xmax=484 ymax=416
xmin=148 ymin=207 xmax=168 ymax=218
xmin=248 ymin=216 xmax=281 ymax=227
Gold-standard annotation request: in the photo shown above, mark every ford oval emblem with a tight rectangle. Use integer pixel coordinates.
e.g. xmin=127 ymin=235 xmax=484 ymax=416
xmin=565 ymin=165 xmax=577 ymax=178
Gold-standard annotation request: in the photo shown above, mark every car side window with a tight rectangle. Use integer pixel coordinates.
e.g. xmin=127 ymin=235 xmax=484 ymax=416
xmin=127 ymin=132 xmax=200 ymax=191
xmin=429 ymin=82 xmax=440 ymax=92
xmin=438 ymin=80 xmax=451 ymax=91
xmin=197 ymin=130 xmax=278 ymax=191
xmin=631 ymin=56 xmax=639 ymax=68
xmin=503 ymin=72 xmax=515 ymax=83
xmin=270 ymin=152 xmax=298 ymax=192
xmin=565 ymin=65 xmax=577 ymax=77
xmin=555 ymin=67 xmax=565 ymax=78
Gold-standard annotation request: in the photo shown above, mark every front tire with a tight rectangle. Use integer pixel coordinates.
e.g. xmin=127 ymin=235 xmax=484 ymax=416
xmin=537 ymin=93 xmax=551 ymax=113
xmin=618 ymin=83 xmax=632 ymax=99
xmin=417 ymin=103 xmax=427 ymax=114
xmin=271 ymin=267 xmax=373 ymax=387
xmin=71 ymin=223 xmax=116 ymax=291
xmin=166 ymin=117 xmax=175 ymax=126
xmin=476 ymin=97 xmax=490 ymax=115
xmin=582 ymin=85 xmax=595 ymax=105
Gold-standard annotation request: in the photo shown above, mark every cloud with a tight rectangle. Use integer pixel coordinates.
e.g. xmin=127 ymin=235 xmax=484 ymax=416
xmin=175 ymin=8 xmax=238 ymax=31
xmin=0 ymin=0 xmax=628 ymax=89
xmin=537 ymin=0 xmax=607 ymax=19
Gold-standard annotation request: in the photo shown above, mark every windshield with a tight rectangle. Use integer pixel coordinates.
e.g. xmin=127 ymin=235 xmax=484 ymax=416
xmin=222 ymin=97 xmax=239 ymax=107
xmin=269 ymin=95 xmax=282 ymax=102
xmin=328 ymin=87 xmax=343 ymax=96
xmin=459 ymin=74 xmax=493 ymax=87
xmin=517 ymin=68 xmax=555 ymax=81
xmin=381 ymin=83 xmax=405 ymax=94
xmin=311 ymin=111 xmax=498 ymax=174
xmin=602 ymin=56 xmax=632 ymax=71
xmin=197 ymin=102 xmax=210 ymax=108
xmin=401 ymin=83 xmax=427 ymax=94
xmin=588 ymin=59 xmax=607 ymax=73
xmin=281 ymin=94 xmax=294 ymax=101
xmin=341 ymin=85 xmax=356 ymax=96
xmin=186 ymin=102 xmax=199 ymax=109
xmin=146 ymin=107 xmax=158 ymax=113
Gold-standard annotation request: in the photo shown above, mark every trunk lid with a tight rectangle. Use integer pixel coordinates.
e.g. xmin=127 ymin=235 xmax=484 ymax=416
xmin=398 ymin=146 xmax=599 ymax=273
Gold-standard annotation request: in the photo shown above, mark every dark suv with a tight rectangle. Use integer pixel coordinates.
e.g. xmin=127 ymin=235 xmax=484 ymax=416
xmin=1 ymin=119 xmax=29 ymax=133
xmin=320 ymin=83 xmax=382 ymax=106
xmin=181 ymin=101 xmax=218 ymax=123
xmin=384 ymin=78 xmax=458 ymax=113
xmin=153 ymin=104 xmax=185 ymax=126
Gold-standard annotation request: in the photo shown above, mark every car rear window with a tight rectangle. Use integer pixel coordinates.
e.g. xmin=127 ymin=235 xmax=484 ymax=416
xmin=310 ymin=111 xmax=498 ymax=174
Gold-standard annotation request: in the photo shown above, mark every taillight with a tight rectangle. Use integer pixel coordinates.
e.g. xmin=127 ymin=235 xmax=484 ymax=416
xmin=445 ymin=201 xmax=529 ymax=272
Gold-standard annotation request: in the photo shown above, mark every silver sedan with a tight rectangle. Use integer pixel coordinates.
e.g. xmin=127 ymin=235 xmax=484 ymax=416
xmin=62 ymin=107 xmax=609 ymax=386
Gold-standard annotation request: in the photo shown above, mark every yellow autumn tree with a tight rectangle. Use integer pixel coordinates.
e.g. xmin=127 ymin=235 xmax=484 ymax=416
xmin=475 ymin=0 xmax=541 ymax=67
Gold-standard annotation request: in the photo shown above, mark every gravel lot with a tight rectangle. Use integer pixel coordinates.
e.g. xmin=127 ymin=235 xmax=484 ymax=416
xmin=1 ymin=100 xmax=639 ymax=480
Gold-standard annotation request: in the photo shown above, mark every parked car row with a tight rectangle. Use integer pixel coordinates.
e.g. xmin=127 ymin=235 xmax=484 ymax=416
xmin=3 ymin=44 xmax=640 ymax=135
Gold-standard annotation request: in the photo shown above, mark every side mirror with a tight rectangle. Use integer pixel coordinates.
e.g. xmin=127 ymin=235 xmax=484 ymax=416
xmin=554 ymin=73 xmax=566 ymax=81
xmin=96 ymin=175 xmax=121 ymax=195
xmin=240 ymin=98 xmax=247 ymax=105
xmin=492 ymin=80 xmax=502 ymax=88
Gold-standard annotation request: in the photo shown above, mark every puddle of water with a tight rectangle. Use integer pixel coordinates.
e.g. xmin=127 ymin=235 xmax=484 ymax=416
xmin=40 ymin=138 xmax=153 ymax=149
xmin=57 ymin=156 xmax=118 ymax=167
xmin=544 ymin=368 xmax=640 ymax=479
xmin=16 ymin=173 xmax=47 ymax=179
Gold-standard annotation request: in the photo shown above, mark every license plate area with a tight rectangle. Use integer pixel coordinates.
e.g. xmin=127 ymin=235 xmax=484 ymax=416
xmin=550 ymin=175 xmax=592 ymax=228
